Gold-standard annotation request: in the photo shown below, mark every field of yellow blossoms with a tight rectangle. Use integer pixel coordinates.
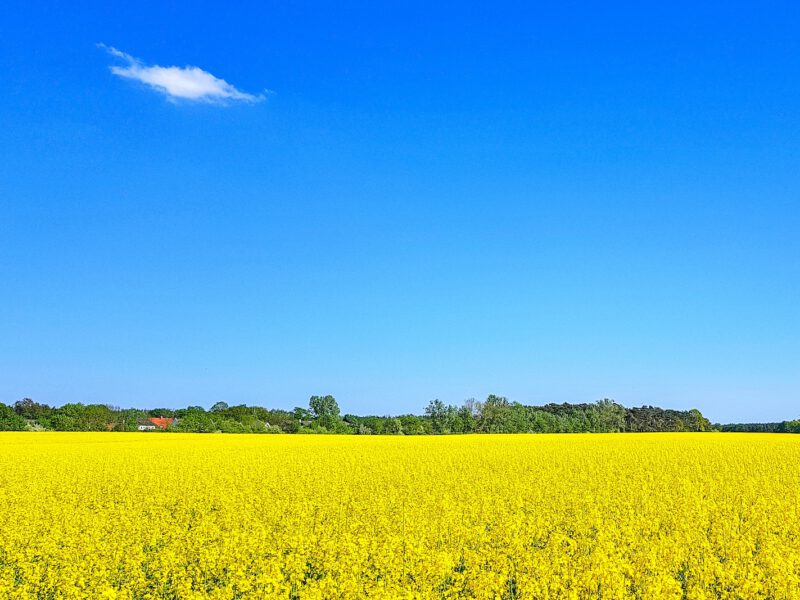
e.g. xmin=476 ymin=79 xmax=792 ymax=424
xmin=1 ymin=433 xmax=799 ymax=599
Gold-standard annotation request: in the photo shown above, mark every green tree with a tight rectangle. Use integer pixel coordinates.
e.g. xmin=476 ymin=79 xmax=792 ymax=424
xmin=785 ymin=420 xmax=800 ymax=433
xmin=13 ymin=398 xmax=53 ymax=422
xmin=455 ymin=399 xmax=478 ymax=433
xmin=399 ymin=414 xmax=430 ymax=435
xmin=688 ymin=408 xmax=712 ymax=432
xmin=308 ymin=395 xmax=342 ymax=431
xmin=383 ymin=417 xmax=403 ymax=435
xmin=477 ymin=395 xmax=515 ymax=433
xmin=147 ymin=408 xmax=176 ymax=418
xmin=595 ymin=399 xmax=626 ymax=432
xmin=173 ymin=409 xmax=216 ymax=433
xmin=425 ymin=399 xmax=451 ymax=434
xmin=0 ymin=403 xmax=27 ymax=430
xmin=309 ymin=395 xmax=339 ymax=418
xmin=114 ymin=408 xmax=148 ymax=431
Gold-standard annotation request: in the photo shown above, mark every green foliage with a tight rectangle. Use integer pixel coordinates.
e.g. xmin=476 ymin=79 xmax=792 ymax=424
xmin=112 ymin=409 xmax=148 ymax=431
xmin=596 ymin=398 xmax=627 ymax=432
xmin=383 ymin=417 xmax=403 ymax=435
xmin=37 ymin=404 xmax=117 ymax=431
xmin=0 ymin=403 xmax=28 ymax=430
xmin=400 ymin=414 xmax=431 ymax=435
xmin=476 ymin=396 xmax=531 ymax=433
xmin=14 ymin=398 xmax=52 ymax=421
xmin=309 ymin=395 xmax=339 ymax=418
xmin=147 ymin=408 xmax=177 ymax=418
xmin=625 ymin=405 xmax=711 ymax=433
xmin=720 ymin=419 xmax=800 ymax=433
xmin=5 ymin=394 xmax=767 ymax=435
xmin=425 ymin=399 xmax=451 ymax=434
xmin=170 ymin=405 xmax=280 ymax=433
xmin=172 ymin=409 xmax=216 ymax=433
xmin=308 ymin=395 xmax=345 ymax=432
xmin=455 ymin=402 xmax=478 ymax=433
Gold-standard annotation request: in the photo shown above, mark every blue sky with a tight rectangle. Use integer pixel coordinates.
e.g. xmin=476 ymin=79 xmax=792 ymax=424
xmin=1 ymin=1 xmax=798 ymax=421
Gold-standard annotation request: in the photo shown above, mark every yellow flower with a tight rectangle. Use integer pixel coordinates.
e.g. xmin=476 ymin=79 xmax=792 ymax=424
xmin=0 ymin=432 xmax=798 ymax=598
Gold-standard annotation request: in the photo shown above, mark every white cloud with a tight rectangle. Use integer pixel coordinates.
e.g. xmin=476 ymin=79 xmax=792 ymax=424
xmin=99 ymin=44 xmax=264 ymax=104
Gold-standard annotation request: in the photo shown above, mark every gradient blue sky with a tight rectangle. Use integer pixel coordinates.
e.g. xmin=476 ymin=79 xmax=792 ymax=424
xmin=1 ymin=1 xmax=798 ymax=421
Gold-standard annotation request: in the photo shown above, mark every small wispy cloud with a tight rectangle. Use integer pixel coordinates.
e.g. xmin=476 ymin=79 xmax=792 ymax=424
xmin=99 ymin=44 xmax=265 ymax=104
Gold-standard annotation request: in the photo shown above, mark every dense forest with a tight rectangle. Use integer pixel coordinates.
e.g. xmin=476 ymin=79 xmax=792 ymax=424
xmin=718 ymin=420 xmax=800 ymax=433
xmin=0 ymin=395 xmax=730 ymax=434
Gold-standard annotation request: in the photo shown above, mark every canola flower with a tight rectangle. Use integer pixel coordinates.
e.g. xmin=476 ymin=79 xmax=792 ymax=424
xmin=0 ymin=432 xmax=799 ymax=599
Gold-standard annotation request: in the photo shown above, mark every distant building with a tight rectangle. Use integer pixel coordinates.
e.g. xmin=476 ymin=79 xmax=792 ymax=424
xmin=137 ymin=417 xmax=177 ymax=431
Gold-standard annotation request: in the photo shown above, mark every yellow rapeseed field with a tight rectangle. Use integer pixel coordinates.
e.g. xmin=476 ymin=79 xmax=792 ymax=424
xmin=0 ymin=433 xmax=798 ymax=599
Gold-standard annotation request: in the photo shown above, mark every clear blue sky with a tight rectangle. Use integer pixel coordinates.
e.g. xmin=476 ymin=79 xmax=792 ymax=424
xmin=1 ymin=1 xmax=798 ymax=422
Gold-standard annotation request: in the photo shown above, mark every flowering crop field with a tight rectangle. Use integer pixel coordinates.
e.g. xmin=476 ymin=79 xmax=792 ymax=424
xmin=1 ymin=433 xmax=799 ymax=599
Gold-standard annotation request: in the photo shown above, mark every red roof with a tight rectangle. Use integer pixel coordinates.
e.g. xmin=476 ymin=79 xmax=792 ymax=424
xmin=148 ymin=417 xmax=175 ymax=430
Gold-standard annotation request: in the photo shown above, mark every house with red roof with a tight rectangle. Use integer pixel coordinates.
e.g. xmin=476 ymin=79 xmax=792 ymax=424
xmin=137 ymin=417 xmax=177 ymax=431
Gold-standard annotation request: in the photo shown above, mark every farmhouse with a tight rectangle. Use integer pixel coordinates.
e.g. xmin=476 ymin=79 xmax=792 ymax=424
xmin=137 ymin=417 xmax=177 ymax=431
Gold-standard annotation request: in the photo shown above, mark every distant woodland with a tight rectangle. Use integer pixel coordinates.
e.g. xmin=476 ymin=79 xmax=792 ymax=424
xmin=719 ymin=421 xmax=800 ymax=433
xmin=0 ymin=395 xmax=764 ymax=434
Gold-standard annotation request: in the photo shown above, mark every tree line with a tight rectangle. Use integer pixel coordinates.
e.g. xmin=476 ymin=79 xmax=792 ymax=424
xmin=0 ymin=395 xmax=723 ymax=434
xmin=717 ymin=420 xmax=800 ymax=433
